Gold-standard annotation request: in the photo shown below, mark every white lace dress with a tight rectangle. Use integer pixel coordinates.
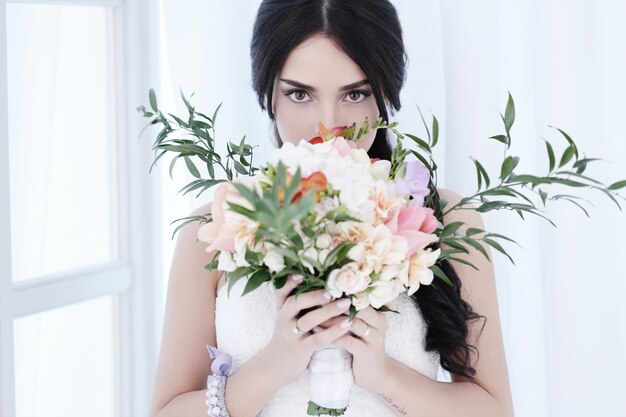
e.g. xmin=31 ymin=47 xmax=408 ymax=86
xmin=215 ymin=278 xmax=441 ymax=417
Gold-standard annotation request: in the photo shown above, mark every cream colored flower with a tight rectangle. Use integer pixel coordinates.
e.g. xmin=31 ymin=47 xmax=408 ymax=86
xmin=263 ymin=250 xmax=285 ymax=273
xmin=367 ymin=279 xmax=404 ymax=309
xmin=217 ymin=250 xmax=236 ymax=272
xmin=404 ymin=248 xmax=441 ymax=296
xmin=351 ymin=290 xmax=370 ymax=311
xmin=370 ymin=159 xmax=392 ymax=180
xmin=369 ymin=179 xmax=405 ymax=225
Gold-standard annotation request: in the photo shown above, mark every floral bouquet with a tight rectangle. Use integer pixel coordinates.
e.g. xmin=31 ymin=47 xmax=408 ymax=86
xmin=137 ymin=89 xmax=626 ymax=416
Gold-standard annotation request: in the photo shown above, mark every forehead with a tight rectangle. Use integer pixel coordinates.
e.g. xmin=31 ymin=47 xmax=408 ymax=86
xmin=278 ymin=34 xmax=367 ymax=88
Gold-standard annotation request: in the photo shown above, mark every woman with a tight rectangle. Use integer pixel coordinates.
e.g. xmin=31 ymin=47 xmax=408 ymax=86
xmin=149 ymin=1 xmax=514 ymax=416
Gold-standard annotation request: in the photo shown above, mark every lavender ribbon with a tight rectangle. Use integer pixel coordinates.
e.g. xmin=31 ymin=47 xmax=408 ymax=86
xmin=206 ymin=344 xmax=234 ymax=385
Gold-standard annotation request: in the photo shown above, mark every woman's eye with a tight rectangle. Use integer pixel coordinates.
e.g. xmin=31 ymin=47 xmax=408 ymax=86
xmin=345 ymin=90 xmax=371 ymax=103
xmin=285 ymin=89 xmax=311 ymax=103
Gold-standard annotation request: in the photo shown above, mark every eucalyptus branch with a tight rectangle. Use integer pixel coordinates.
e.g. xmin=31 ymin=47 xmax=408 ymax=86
xmin=439 ymin=92 xmax=626 ymax=219
xmin=137 ymin=88 xmax=259 ymax=199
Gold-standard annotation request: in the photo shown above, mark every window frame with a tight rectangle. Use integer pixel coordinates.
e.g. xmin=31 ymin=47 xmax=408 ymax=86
xmin=0 ymin=0 xmax=162 ymax=415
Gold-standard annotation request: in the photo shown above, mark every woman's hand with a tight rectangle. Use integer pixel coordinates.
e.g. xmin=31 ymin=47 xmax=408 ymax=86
xmin=315 ymin=303 xmax=396 ymax=392
xmin=262 ymin=274 xmax=355 ymax=386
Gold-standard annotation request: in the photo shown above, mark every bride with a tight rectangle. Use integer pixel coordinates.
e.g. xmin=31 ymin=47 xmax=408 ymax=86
xmin=148 ymin=1 xmax=514 ymax=416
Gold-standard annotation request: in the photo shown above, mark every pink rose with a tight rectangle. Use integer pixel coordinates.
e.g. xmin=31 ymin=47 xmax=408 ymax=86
xmin=197 ymin=182 xmax=236 ymax=252
xmin=385 ymin=202 xmax=439 ymax=255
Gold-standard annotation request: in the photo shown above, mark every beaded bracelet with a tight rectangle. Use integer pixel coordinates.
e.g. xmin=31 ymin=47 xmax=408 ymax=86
xmin=205 ymin=344 xmax=234 ymax=417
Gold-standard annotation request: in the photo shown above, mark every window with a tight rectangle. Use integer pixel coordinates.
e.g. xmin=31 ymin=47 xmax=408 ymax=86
xmin=0 ymin=0 xmax=161 ymax=416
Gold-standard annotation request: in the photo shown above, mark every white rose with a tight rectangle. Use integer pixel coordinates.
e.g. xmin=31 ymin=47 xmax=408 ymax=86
xmin=370 ymin=159 xmax=392 ymax=180
xmin=263 ymin=250 xmax=285 ymax=273
xmin=217 ymin=250 xmax=236 ymax=272
xmin=315 ymin=233 xmax=332 ymax=249
xmin=406 ymin=248 xmax=441 ymax=296
xmin=367 ymin=279 xmax=404 ymax=309
xmin=327 ymin=262 xmax=371 ymax=298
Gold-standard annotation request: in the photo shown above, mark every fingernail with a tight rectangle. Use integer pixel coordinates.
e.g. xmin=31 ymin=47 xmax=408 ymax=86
xmin=291 ymin=274 xmax=304 ymax=282
xmin=313 ymin=326 xmax=324 ymax=332
xmin=323 ymin=290 xmax=331 ymax=300
xmin=337 ymin=298 xmax=351 ymax=309
xmin=340 ymin=319 xmax=352 ymax=328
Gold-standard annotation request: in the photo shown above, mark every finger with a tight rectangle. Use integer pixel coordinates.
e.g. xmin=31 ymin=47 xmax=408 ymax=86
xmin=332 ymin=332 xmax=366 ymax=356
xmin=275 ymin=274 xmax=304 ymax=309
xmin=351 ymin=305 xmax=386 ymax=330
xmin=295 ymin=297 xmax=351 ymax=333
xmin=319 ymin=315 xmax=373 ymax=340
xmin=282 ymin=288 xmax=333 ymax=321
xmin=303 ymin=316 xmax=354 ymax=352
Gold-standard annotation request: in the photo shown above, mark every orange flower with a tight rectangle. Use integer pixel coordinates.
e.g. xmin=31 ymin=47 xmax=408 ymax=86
xmin=278 ymin=170 xmax=328 ymax=205
xmin=311 ymin=122 xmax=348 ymax=143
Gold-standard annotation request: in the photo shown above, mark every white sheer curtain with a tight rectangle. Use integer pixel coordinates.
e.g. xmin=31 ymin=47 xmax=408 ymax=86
xmin=158 ymin=1 xmax=626 ymax=416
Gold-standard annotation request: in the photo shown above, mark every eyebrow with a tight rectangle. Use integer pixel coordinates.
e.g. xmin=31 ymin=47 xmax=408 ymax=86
xmin=278 ymin=78 xmax=370 ymax=92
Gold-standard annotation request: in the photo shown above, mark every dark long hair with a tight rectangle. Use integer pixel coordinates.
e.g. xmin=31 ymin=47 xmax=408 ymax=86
xmin=250 ymin=0 xmax=486 ymax=383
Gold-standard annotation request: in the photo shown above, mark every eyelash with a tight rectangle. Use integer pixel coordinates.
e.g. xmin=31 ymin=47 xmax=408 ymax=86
xmin=283 ymin=89 xmax=372 ymax=104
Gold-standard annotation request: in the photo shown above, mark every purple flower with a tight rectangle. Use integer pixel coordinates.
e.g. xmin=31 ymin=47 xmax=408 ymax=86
xmin=394 ymin=161 xmax=431 ymax=205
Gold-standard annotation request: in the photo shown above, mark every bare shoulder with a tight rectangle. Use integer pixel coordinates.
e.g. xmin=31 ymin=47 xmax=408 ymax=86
xmin=435 ymin=187 xmax=514 ymax=413
xmin=437 ymin=187 xmax=483 ymax=226
xmin=147 ymin=202 xmax=220 ymax=416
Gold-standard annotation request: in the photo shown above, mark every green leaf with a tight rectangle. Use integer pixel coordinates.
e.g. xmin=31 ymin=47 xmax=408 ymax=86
xmin=432 ymin=115 xmax=439 ymax=148
xmin=549 ymin=126 xmax=579 ymax=160
xmin=242 ymin=269 xmax=271 ymax=296
xmin=431 ymin=264 xmax=454 ymax=287
xmin=203 ymin=259 xmax=219 ymax=270
xmin=544 ymin=139 xmax=555 ymax=172
xmin=482 ymin=237 xmax=515 ymax=265
xmin=465 ymin=227 xmax=484 ymax=236
xmin=441 ymin=221 xmax=465 ymax=237
xmin=307 ymin=400 xmax=347 ymax=416
xmin=597 ymin=187 xmax=623 ymax=211
xmin=504 ymin=91 xmax=515 ymax=133
xmin=184 ymin=156 xmax=201 ymax=178
xmin=404 ymin=133 xmax=431 ymax=153
xmin=554 ymin=170 xmax=602 ymax=185
xmin=226 ymin=266 xmax=255 ymax=297
xmin=447 ymin=256 xmax=480 ymax=271
xmin=500 ymin=156 xmax=520 ymax=181
xmin=559 ymin=197 xmax=591 ymax=218
xmin=476 ymin=200 xmax=512 ymax=213
xmin=441 ymin=238 xmax=470 ymax=254
xmin=461 ymin=237 xmax=490 ymax=261
xmin=149 ymin=88 xmax=158 ymax=112
xmin=558 ymin=145 xmax=576 ymax=168
xmin=489 ymin=135 xmax=508 ymax=145
xmin=508 ymin=174 xmax=551 ymax=185
xmin=180 ymin=88 xmax=194 ymax=113
xmin=234 ymin=160 xmax=248 ymax=175
xmin=472 ymin=158 xmax=490 ymax=189
xmin=608 ymin=180 xmax=626 ymax=191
